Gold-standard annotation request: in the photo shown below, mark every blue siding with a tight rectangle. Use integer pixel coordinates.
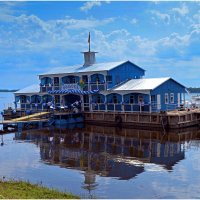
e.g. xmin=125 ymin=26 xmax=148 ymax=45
xmin=107 ymin=61 xmax=145 ymax=88
xmin=151 ymin=78 xmax=186 ymax=111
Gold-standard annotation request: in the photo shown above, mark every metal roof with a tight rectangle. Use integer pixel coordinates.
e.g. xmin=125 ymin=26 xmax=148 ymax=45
xmin=14 ymin=84 xmax=40 ymax=94
xmin=112 ymin=77 xmax=171 ymax=91
xmin=39 ymin=60 xmax=144 ymax=76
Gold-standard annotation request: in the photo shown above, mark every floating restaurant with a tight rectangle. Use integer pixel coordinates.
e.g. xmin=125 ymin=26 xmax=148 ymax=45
xmin=14 ymin=36 xmax=186 ymax=114
xmin=5 ymin=35 xmax=199 ymax=130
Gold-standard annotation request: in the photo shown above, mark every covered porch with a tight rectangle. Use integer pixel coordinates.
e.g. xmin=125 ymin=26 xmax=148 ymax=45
xmin=91 ymin=92 xmax=153 ymax=113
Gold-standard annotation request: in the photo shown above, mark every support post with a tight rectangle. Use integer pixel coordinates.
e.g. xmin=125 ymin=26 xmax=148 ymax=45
xmin=121 ymin=95 xmax=124 ymax=112
xmin=105 ymin=95 xmax=107 ymax=112
xmin=89 ymin=95 xmax=92 ymax=112
xmin=149 ymin=94 xmax=152 ymax=113
xmin=183 ymin=93 xmax=186 ymax=108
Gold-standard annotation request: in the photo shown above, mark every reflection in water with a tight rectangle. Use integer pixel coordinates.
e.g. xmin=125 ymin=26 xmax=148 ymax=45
xmin=14 ymin=125 xmax=200 ymax=194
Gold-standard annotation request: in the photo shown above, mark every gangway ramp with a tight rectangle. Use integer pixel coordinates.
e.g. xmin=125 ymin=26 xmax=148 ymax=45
xmin=9 ymin=111 xmax=50 ymax=122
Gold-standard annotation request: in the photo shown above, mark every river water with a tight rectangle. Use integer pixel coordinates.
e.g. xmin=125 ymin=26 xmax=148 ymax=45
xmin=0 ymin=92 xmax=200 ymax=198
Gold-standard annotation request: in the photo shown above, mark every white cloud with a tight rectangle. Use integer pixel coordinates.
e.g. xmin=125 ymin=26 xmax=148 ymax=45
xmin=151 ymin=10 xmax=170 ymax=24
xmin=193 ymin=10 xmax=200 ymax=22
xmin=172 ymin=3 xmax=189 ymax=16
xmin=80 ymin=1 xmax=110 ymax=12
xmin=80 ymin=1 xmax=100 ymax=12
xmin=130 ymin=18 xmax=138 ymax=24
xmin=157 ymin=32 xmax=190 ymax=48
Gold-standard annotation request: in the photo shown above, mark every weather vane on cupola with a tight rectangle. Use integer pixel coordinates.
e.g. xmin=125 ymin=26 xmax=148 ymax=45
xmin=82 ymin=32 xmax=98 ymax=67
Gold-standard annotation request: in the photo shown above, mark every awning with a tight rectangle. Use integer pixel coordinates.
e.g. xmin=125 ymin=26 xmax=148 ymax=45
xmin=48 ymin=89 xmax=99 ymax=95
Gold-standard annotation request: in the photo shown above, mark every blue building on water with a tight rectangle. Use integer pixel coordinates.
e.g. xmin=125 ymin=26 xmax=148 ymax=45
xmin=14 ymin=39 xmax=186 ymax=113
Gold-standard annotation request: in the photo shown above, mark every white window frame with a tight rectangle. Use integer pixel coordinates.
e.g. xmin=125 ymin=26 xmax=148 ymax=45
xmin=170 ymin=93 xmax=174 ymax=103
xmin=165 ymin=93 xmax=169 ymax=104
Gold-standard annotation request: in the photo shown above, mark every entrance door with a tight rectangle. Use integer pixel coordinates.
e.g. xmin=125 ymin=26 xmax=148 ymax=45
xmin=64 ymin=94 xmax=80 ymax=106
xmin=157 ymin=94 xmax=161 ymax=110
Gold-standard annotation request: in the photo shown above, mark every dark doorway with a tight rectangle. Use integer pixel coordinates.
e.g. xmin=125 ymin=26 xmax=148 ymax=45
xmin=64 ymin=94 xmax=80 ymax=106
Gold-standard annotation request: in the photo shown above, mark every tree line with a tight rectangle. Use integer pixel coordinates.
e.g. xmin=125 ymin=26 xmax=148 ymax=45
xmin=187 ymin=87 xmax=200 ymax=93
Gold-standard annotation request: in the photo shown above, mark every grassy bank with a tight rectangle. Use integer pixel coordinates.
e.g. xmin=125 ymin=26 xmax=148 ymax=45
xmin=0 ymin=180 xmax=79 ymax=199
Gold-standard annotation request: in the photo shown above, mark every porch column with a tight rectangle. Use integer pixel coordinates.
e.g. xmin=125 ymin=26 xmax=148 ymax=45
xmin=80 ymin=95 xmax=84 ymax=112
xmin=149 ymin=94 xmax=152 ymax=113
xmin=88 ymin=75 xmax=91 ymax=91
xmin=122 ymin=95 xmax=124 ymax=112
xmin=105 ymin=95 xmax=108 ymax=112
xmin=60 ymin=95 xmax=64 ymax=106
xmin=183 ymin=93 xmax=185 ymax=107
xmin=89 ymin=95 xmax=92 ymax=112
xmin=59 ymin=77 xmax=61 ymax=90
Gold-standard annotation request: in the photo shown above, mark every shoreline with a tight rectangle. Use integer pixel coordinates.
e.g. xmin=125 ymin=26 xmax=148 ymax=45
xmin=0 ymin=179 xmax=79 ymax=199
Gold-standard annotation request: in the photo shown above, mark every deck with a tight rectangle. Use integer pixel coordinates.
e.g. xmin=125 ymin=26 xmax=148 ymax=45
xmin=0 ymin=111 xmax=50 ymax=132
xmin=1 ymin=109 xmax=200 ymax=131
xmin=83 ymin=109 xmax=200 ymax=130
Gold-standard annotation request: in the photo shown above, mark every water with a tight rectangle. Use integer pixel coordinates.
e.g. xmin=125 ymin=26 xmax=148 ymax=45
xmin=0 ymin=92 xmax=14 ymax=121
xmin=1 ymin=92 xmax=200 ymax=198
xmin=0 ymin=126 xmax=200 ymax=198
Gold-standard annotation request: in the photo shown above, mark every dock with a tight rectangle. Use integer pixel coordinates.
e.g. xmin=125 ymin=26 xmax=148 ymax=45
xmin=83 ymin=109 xmax=200 ymax=130
xmin=1 ymin=109 xmax=200 ymax=132
xmin=0 ymin=111 xmax=50 ymax=132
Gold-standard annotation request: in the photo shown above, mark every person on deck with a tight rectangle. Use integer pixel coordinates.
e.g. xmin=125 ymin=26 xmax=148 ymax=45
xmin=47 ymin=101 xmax=52 ymax=112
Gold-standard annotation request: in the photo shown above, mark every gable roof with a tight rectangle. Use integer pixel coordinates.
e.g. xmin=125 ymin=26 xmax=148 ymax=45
xmin=112 ymin=77 xmax=173 ymax=91
xmin=39 ymin=60 xmax=145 ymax=76
xmin=14 ymin=84 xmax=40 ymax=94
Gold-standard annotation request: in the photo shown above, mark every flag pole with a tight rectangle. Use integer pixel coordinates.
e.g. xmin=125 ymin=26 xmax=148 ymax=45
xmin=88 ymin=32 xmax=90 ymax=52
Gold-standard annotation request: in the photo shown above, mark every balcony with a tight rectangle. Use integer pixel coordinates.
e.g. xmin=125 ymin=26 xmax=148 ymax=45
xmin=40 ymin=83 xmax=107 ymax=93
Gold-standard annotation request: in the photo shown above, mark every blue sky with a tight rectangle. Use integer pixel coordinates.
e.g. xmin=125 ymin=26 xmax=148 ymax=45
xmin=0 ymin=1 xmax=200 ymax=89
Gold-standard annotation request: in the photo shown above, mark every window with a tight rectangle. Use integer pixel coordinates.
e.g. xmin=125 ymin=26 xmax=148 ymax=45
xmin=54 ymin=77 xmax=59 ymax=86
xmin=82 ymin=75 xmax=88 ymax=83
xmin=106 ymin=75 xmax=112 ymax=83
xmin=151 ymin=95 xmax=156 ymax=102
xmin=130 ymin=95 xmax=134 ymax=104
xmin=170 ymin=93 xmax=174 ymax=103
xmin=165 ymin=93 xmax=169 ymax=104
xmin=113 ymin=94 xmax=118 ymax=104
xmin=71 ymin=76 xmax=76 ymax=83
xmin=96 ymin=76 xmax=100 ymax=84
xmin=97 ymin=96 xmax=102 ymax=103
xmin=21 ymin=96 xmax=26 ymax=103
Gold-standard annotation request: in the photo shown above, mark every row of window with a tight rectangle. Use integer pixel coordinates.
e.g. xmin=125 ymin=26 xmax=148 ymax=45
xmin=41 ymin=75 xmax=113 ymax=85
xmin=165 ymin=93 xmax=174 ymax=104
xmin=95 ymin=95 xmax=144 ymax=104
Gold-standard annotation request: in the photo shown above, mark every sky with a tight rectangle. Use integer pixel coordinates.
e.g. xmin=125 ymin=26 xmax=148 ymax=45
xmin=0 ymin=1 xmax=200 ymax=89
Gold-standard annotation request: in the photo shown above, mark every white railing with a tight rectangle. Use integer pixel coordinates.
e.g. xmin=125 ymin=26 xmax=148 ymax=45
xmin=91 ymin=103 xmax=152 ymax=112
xmin=40 ymin=83 xmax=108 ymax=93
xmin=90 ymin=103 xmax=186 ymax=113
xmin=16 ymin=103 xmax=52 ymax=111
